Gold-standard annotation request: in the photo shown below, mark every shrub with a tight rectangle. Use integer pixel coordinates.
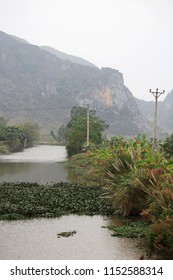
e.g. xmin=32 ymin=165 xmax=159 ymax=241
xmin=160 ymin=134 xmax=173 ymax=159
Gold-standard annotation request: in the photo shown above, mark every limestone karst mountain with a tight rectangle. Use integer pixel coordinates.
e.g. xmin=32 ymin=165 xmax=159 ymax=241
xmin=41 ymin=46 xmax=97 ymax=68
xmin=0 ymin=30 xmax=152 ymax=137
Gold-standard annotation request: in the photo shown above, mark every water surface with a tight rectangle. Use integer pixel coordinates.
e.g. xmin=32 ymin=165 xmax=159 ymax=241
xmin=0 ymin=145 xmax=67 ymax=184
xmin=0 ymin=215 xmax=142 ymax=260
xmin=0 ymin=145 xmax=144 ymax=259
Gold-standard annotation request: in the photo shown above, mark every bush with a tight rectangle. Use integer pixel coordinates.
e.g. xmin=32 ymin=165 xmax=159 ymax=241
xmin=0 ymin=144 xmax=9 ymax=154
xmin=160 ymin=134 xmax=173 ymax=159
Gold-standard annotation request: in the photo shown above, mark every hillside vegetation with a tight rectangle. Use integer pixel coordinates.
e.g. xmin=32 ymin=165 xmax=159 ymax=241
xmin=0 ymin=117 xmax=39 ymax=154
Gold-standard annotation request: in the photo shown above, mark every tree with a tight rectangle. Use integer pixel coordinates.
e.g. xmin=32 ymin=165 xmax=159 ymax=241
xmin=5 ymin=126 xmax=26 ymax=151
xmin=50 ymin=125 xmax=66 ymax=144
xmin=0 ymin=117 xmax=8 ymax=141
xmin=65 ymin=106 xmax=107 ymax=157
xmin=50 ymin=130 xmax=58 ymax=142
xmin=20 ymin=122 xmax=40 ymax=147
xmin=57 ymin=125 xmax=66 ymax=144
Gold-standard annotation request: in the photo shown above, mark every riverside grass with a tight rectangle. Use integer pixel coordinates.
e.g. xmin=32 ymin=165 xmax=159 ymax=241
xmin=0 ymin=182 xmax=114 ymax=220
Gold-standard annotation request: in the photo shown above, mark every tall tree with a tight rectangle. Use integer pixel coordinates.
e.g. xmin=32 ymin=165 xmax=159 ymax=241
xmin=20 ymin=122 xmax=40 ymax=147
xmin=65 ymin=106 xmax=107 ymax=157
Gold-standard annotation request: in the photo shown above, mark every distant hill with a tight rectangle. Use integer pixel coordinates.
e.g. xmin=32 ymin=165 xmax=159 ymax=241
xmin=0 ymin=30 xmax=152 ymax=137
xmin=158 ymin=90 xmax=173 ymax=132
xmin=136 ymin=90 xmax=173 ymax=135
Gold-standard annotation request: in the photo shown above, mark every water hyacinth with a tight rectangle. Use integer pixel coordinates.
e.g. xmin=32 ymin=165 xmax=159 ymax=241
xmin=0 ymin=182 xmax=114 ymax=220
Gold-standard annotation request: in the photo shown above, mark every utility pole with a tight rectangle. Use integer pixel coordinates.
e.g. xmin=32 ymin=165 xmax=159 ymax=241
xmin=150 ymin=88 xmax=165 ymax=155
xmin=86 ymin=104 xmax=90 ymax=147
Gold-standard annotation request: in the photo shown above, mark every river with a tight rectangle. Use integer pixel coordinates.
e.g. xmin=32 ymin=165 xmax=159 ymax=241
xmin=0 ymin=145 xmax=143 ymax=260
xmin=0 ymin=145 xmax=67 ymax=184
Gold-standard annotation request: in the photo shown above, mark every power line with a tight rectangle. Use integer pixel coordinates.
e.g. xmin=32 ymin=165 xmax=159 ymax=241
xmin=86 ymin=104 xmax=89 ymax=146
xmin=150 ymin=88 xmax=165 ymax=154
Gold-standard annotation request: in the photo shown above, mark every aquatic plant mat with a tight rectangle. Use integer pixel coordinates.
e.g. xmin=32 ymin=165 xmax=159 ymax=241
xmin=0 ymin=182 xmax=114 ymax=220
xmin=107 ymin=221 xmax=151 ymax=238
xmin=57 ymin=230 xmax=77 ymax=238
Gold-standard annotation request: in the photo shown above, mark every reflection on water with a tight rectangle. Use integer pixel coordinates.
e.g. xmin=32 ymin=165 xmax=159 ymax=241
xmin=0 ymin=145 xmax=67 ymax=184
xmin=0 ymin=145 xmax=67 ymax=163
xmin=0 ymin=215 xmax=143 ymax=260
xmin=0 ymin=162 xmax=68 ymax=184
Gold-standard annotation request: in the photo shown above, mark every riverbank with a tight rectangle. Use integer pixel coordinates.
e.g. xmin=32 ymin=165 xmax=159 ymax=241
xmin=0 ymin=144 xmax=145 ymax=260
xmin=66 ymin=137 xmax=173 ymax=260
xmin=1 ymin=141 xmax=172 ymax=259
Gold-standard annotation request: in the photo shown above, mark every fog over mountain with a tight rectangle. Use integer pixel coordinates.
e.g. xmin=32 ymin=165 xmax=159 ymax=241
xmin=41 ymin=46 xmax=97 ymax=68
xmin=1 ymin=30 xmax=166 ymax=137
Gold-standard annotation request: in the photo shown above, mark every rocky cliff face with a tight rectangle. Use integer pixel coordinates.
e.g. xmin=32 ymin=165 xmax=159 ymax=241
xmin=0 ymin=30 xmax=152 ymax=137
xmin=75 ymin=67 xmax=152 ymax=136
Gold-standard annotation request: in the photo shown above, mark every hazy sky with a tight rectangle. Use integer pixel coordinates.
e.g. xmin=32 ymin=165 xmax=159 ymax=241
xmin=0 ymin=0 xmax=173 ymax=101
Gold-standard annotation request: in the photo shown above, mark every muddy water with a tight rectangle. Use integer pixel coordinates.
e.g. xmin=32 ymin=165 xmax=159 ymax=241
xmin=0 ymin=145 xmax=67 ymax=184
xmin=0 ymin=215 xmax=142 ymax=260
xmin=0 ymin=145 xmax=143 ymax=259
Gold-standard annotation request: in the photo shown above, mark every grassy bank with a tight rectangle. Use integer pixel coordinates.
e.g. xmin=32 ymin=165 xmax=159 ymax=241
xmin=0 ymin=182 xmax=114 ymax=220
xmin=67 ymin=152 xmax=109 ymax=185
xmin=66 ymin=136 xmax=173 ymax=259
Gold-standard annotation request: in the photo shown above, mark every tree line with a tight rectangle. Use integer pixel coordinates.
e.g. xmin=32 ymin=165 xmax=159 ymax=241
xmin=0 ymin=117 xmax=40 ymax=154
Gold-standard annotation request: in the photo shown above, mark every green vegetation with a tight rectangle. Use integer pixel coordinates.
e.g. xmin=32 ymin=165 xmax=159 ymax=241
xmin=67 ymin=134 xmax=173 ymax=259
xmin=0 ymin=182 xmax=114 ymax=220
xmin=108 ymin=221 xmax=150 ymax=238
xmin=19 ymin=122 xmax=40 ymax=148
xmin=57 ymin=230 xmax=77 ymax=238
xmin=56 ymin=106 xmax=107 ymax=157
xmin=0 ymin=117 xmax=40 ymax=154
xmin=5 ymin=126 xmax=25 ymax=152
xmin=160 ymin=133 xmax=173 ymax=159
xmin=1 ymin=106 xmax=173 ymax=259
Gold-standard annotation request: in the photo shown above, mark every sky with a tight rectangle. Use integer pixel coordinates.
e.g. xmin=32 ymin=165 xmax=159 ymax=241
xmin=0 ymin=0 xmax=173 ymax=101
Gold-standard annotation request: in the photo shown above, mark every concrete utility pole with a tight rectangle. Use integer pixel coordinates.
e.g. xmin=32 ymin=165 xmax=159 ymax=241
xmin=150 ymin=88 xmax=165 ymax=155
xmin=86 ymin=104 xmax=90 ymax=147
